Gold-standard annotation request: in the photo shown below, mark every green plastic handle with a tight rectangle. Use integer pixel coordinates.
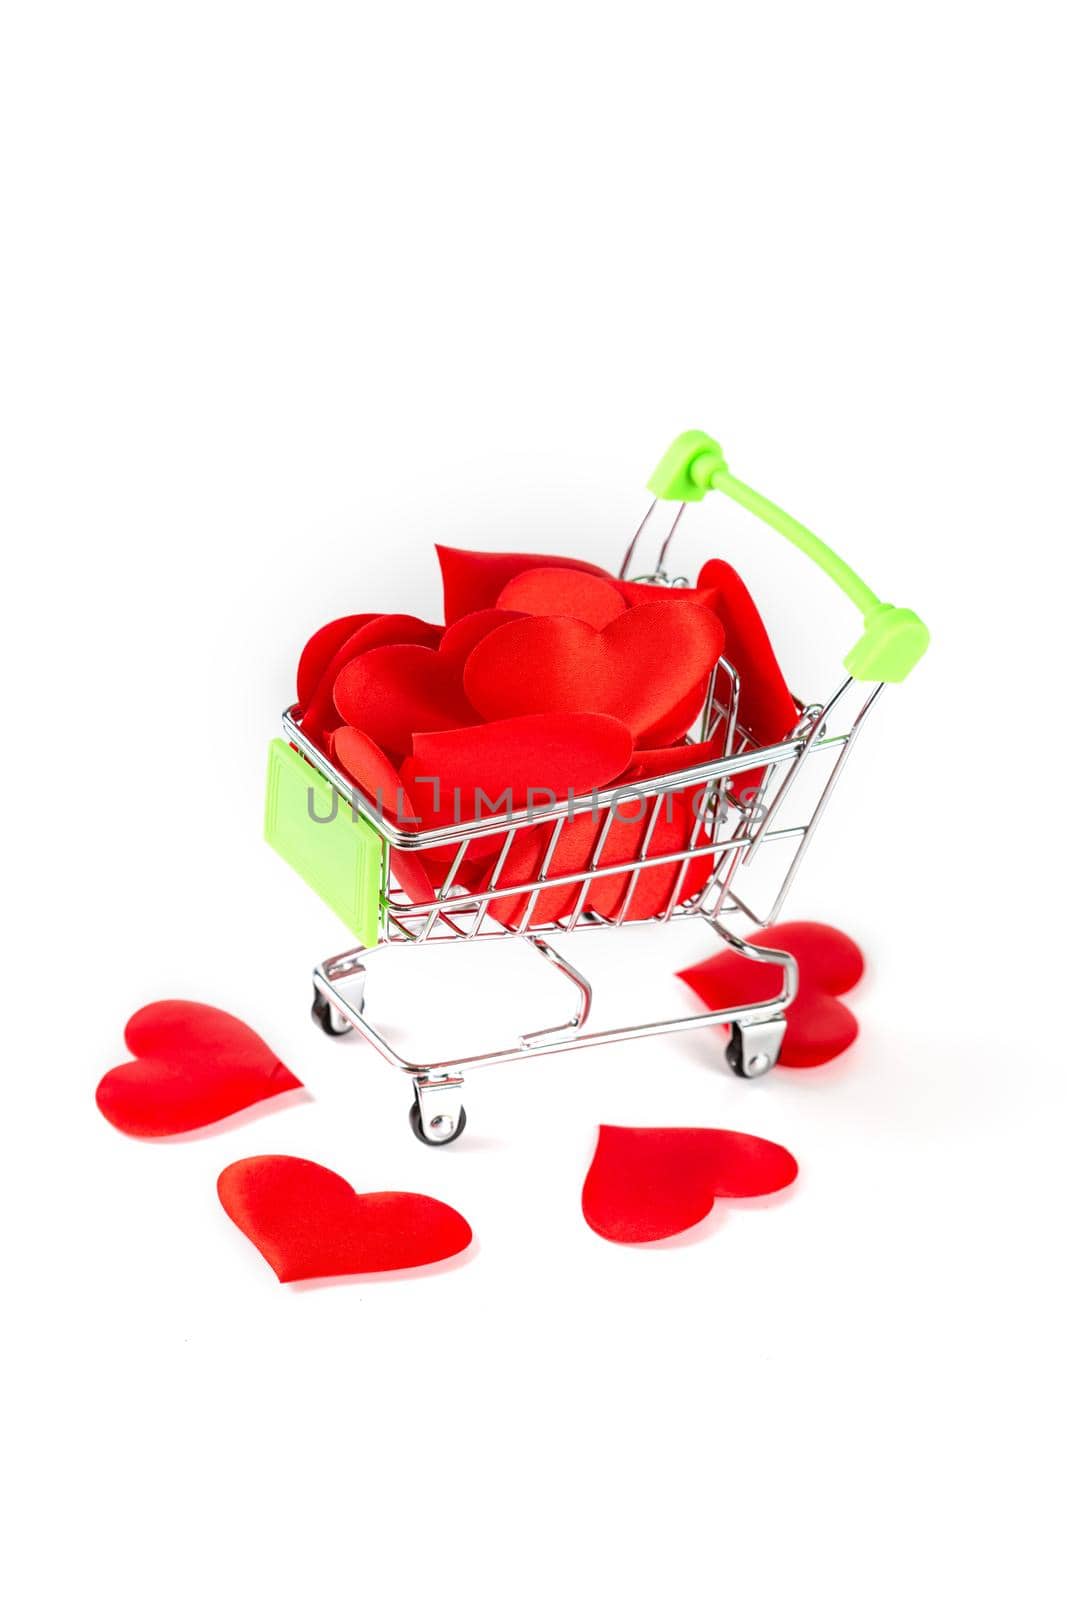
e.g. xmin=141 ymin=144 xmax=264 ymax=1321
xmin=647 ymin=430 xmax=929 ymax=683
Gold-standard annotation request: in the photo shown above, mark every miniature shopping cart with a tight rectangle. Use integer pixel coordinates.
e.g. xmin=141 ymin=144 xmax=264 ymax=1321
xmin=265 ymin=430 xmax=928 ymax=1143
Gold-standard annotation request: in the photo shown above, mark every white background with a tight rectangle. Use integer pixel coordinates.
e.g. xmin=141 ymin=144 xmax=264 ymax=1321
xmin=2 ymin=3 xmax=1064 ymax=1596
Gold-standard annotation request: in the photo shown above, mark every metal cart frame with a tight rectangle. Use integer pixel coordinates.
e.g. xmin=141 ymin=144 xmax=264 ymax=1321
xmin=274 ymin=431 xmax=928 ymax=1143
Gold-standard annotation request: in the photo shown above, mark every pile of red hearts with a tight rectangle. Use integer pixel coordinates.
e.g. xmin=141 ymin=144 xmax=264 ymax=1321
xmin=94 ymin=1000 xmax=810 ymax=1278
xmin=294 ymin=545 xmax=798 ymax=919
xmin=94 ymin=919 xmax=869 ymax=1279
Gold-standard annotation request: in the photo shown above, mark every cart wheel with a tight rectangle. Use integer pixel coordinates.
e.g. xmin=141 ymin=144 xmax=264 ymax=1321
xmin=725 ymin=1019 xmax=784 ymax=1079
xmin=409 ymin=1097 xmax=467 ymax=1147
xmin=311 ymin=988 xmax=355 ymax=1038
xmin=725 ymin=1029 xmax=747 ymax=1076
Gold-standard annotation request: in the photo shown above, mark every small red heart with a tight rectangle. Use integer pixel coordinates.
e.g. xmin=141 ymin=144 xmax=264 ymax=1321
xmin=496 ymin=568 xmax=628 ymax=628
xmin=333 ymin=643 xmax=478 ymax=761
xmin=677 ymin=920 xmax=864 ymax=1067
xmin=463 ymin=601 xmax=725 ymax=745
xmin=436 ymin=544 xmax=611 ymax=624
xmin=217 ymin=1155 xmax=473 ymax=1281
xmin=582 ymin=1125 xmax=798 ymax=1243
xmin=96 ymin=1002 xmax=303 ymax=1137
xmin=301 ymin=615 xmax=444 ymax=747
xmin=296 ymin=612 xmax=378 ymax=710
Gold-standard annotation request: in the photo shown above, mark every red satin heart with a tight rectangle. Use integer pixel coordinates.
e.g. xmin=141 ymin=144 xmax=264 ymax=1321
xmin=435 ymin=547 xmax=794 ymax=744
xmin=217 ymin=1156 xmax=473 ymax=1281
xmin=296 ymin=612 xmax=378 ymax=709
xmin=96 ymin=1002 xmax=302 ymax=1137
xmin=463 ymin=601 xmax=725 ymax=745
xmin=694 ymin=560 xmax=798 ymax=745
xmin=331 ymin=725 xmax=413 ymax=820
xmin=582 ymin=1125 xmax=798 ymax=1243
xmin=330 ymin=727 xmax=443 ymax=903
xmin=301 ymin=614 xmax=444 ymax=747
xmin=333 ymin=643 xmax=478 ymax=761
xmin=437 ymin=608 xmax=529 ymax=663
xmin=496 ymin=568 xmax=628 ymax=628
xmin=330 ymin=728 xmax=482 ymax=900
xmin=474 ymin=736 xmax=724 ymax=926
xmin=400 ymin=712 xmax=633 ymax=861
xmin=436 ymin=544 xmax=611 ymax=624
xmin=623 ymin=736 xmax=723 ymax=780
xmin=677 ymin=920 xmax=864 ymax=1067
xmin=614 ymin=565 xmax=797 ymax=746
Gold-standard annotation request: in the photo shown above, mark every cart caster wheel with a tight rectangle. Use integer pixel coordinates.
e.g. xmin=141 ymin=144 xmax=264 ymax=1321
xmin=725 ymin=1018 xmax=785 ymax=1079
xmin=409 ymin=1098 xmax=467 ymax=1147
xmin=311 ymin=988 xmax=355 ymax=1038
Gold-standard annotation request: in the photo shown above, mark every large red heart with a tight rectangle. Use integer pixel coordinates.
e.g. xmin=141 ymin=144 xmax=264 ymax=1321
xmin=217 ymin=1156 xmax=473 ymax=1281
xmin=582 ymin=1125 xmax=798 ymax=1243
xmin=677 ymin=921 xmax=864 ymax=1067
xmin=463 ymin=601 xmax=725 ymax=745
xmin=300 ymin=615 xmax=444 ymax=747
xmin=95 ymin=1002 xmax=303 ymax=1137
xmin=400 ymin=712 xmax=633 ymax=860
xmin=296 ymin=612 xmax=379 ymax=709
xmin=496 ymin=567 xmax=628 ymax=628
xmin=333 ymin=643 xmax=479 ymax=761
xmin=473 ymin=735 xmax=724 ymax=926
xmin=436 ymin=544 xmax=611 ymax=624
xmin=435 ymin=547 xmax=795 ymax=744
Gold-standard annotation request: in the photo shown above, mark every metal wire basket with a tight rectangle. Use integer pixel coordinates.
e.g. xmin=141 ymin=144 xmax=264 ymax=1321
xmin=266 ymin=430 xmax=928 ymax=1143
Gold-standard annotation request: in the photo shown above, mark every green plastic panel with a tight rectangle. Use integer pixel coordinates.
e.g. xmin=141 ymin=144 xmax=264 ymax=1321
xmin=264 ymin=739 xmax=383 ymax=946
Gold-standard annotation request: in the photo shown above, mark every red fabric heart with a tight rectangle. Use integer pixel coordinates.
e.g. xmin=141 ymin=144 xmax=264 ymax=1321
xmin=331 ymin=727 xmax=444 ymax=902
xmin=496 ymin=567 xmax=628 ymax=628
xmin=436 ymin=544 xmax=610 ymax=624
xmin=615 ymin=564 xmax=797 ymax=746
xmin=473 ymin=736 xmax=724 ymax=926
xmin=217 ymin=1156 xmax=473 ymax=1281
xmin=463 ymin=601 xmax=725 ymax=745
xmin=677 ymin=920 xmax=864 ymax=1067
xmin=400 ymin=712 xmax=633 ymax=861
xmin=623 ymin=735 xmax=723 ymax=781
xmin=300 ymin=615 xmax=444 ymax=748
xmin=437 ymin=608 xmax=529 ymax=663
xmin=694 ymin=560 xmax=798 ymax=745
xmin=434 ymin=548 xmax=795 ymax=745
xmin=331 ymin=725 xmax=412 ymax=820
xmin=95 ymin=1002 xmax=302 ymax=1137
xmin=330 ymin=728 xmax=483 ymax=900
xmin=333 ymin=643 xmax=478 ymax=762
xmin=585 ymin=736 xmax=725 ymax=917
xmin=296 ymin=613 xmax=378 ymax=710
xmin=582 ymin=1125 xmax=798 ymax=1243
